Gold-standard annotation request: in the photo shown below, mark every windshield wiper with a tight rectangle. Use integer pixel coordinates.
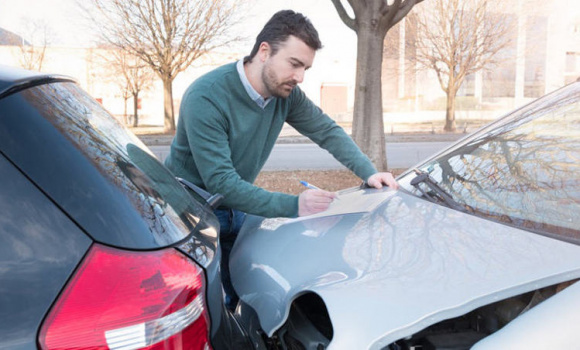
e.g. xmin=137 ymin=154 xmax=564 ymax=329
xmin=410 ymin=169 xmax=468 ymax=212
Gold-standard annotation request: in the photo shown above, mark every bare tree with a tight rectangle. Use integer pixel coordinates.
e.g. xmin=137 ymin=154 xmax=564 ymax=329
xmin=17 ymin=19 xmax=52 ymax=71
xmin=107 ymin=50 xmax=155 ymax=127
xmin=84 ymin=0 xmax=242 ymax=132
xmin=413 ymin=0 xmax=515 ymax=131
xmin=119 ymin=83 xmax=132 ymax=126
xmin=330 ymin=0 xmax=424 ymax=171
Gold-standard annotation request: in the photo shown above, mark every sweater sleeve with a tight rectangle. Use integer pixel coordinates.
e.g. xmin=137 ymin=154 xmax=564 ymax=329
xmin=182 ymin=94 xmax=299 ymax=218
xmin=285 ymin=88 xmax=378 ymax=181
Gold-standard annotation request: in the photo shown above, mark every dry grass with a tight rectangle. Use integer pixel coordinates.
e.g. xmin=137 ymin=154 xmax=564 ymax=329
xmin=255 ymin=169 xmax=405 ymax=195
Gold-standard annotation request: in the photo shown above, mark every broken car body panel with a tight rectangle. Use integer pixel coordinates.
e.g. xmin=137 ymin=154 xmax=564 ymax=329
xmin=230 ymin=188 xmax=580 ymax=349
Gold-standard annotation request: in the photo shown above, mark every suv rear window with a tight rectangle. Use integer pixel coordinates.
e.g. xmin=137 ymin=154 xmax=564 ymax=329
xmin=2 ymin=82 xmax=210 ymax=248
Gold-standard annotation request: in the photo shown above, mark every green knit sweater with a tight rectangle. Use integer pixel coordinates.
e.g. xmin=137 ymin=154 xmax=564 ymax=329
xmin=164 ymin=62 xmax=377 ymax=218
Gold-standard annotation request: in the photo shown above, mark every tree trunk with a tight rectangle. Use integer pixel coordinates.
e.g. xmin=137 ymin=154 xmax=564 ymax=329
xmin=132 ymin=93 xmax=139 ymax=127
xmin=352 ymin=25 xmax=388 ymax=171
xmin=123 ymin=97 xmax=129 ymax=125
xmin=162 ymin=77 xmax=175 ymax=132
xmin=444 ymin=90 xmax=457 ymax=132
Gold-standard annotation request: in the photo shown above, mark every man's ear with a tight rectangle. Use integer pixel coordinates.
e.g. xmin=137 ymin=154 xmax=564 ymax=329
xmin=258 ymin=42 xmax=271 ymax=62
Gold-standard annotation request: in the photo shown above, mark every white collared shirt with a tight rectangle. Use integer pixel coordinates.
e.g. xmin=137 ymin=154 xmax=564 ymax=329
xmin=236 ymin=59 xmax=273 ymax=109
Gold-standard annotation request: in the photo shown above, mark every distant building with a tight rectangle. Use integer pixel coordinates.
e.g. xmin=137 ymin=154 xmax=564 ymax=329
xmin=382 ymin=0 xmax=580 ymax=113
xmin=1 ymin=0 xmax=579 ymax=127
xmin=0 ymin=43 xmax=240 ymax=126
xmin=0 ymin=28 xmax=27 ymax=46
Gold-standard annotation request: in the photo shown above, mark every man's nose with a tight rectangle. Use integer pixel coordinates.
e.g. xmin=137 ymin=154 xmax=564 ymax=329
xmin=294 ymin=68 xmax=305 ymax=83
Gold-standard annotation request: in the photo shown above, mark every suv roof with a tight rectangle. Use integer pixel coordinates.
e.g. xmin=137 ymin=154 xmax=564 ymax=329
xmin=0 ymin=65 xmax=74 ymax=99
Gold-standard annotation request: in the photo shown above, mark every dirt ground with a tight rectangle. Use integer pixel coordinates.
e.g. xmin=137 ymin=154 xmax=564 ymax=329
xmin=254 ymin=169 xmax=405 ymax=195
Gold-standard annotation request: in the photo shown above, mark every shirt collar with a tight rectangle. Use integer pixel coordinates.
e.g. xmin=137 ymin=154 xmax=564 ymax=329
xmin=236 ymin=59 xmax=273 ymax=109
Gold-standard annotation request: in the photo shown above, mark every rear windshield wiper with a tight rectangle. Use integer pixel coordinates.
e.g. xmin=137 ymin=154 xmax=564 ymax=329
xmin=410 ymin=169 xmax=469 ymax=212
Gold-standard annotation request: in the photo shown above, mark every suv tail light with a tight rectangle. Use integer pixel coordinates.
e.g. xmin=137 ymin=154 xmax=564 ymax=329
xmin=39 ymin=244 xmax=212 ymax=350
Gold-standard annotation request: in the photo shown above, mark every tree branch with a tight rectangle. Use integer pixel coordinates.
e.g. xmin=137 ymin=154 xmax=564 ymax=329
xmin=391 ymin=0 xmax=423 ymax=27
xmin=330 ymin=0 xmax=356 ymax=31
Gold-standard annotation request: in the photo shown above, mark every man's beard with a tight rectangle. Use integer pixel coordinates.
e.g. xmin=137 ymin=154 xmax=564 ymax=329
xmin=262 ymin=65 xmax=297 ymax=98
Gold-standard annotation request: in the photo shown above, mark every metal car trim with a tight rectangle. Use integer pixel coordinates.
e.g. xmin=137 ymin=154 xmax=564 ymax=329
xmin=0 ymin=76 xmax=76 ymax=100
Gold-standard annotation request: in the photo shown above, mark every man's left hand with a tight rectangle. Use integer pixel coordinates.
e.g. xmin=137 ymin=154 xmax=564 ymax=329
xmin=367 ymin=172 xmax=399 ymax=189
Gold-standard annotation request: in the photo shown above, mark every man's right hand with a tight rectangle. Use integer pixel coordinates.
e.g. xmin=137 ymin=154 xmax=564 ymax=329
xmin=298 ymin=189 xmax=337 ymax=217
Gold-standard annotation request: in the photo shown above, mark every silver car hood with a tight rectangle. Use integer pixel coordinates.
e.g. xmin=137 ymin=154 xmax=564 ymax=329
xmin=230 ymin=188 xmax=580 ymax=350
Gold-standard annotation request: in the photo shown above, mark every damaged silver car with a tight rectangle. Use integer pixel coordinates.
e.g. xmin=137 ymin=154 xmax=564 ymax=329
xmin=230 ymin=81 xmax=580 ymax=350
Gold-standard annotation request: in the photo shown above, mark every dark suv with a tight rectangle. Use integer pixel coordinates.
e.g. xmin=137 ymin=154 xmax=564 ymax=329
xmin=0 ymin=65 xmax=250 ymax=349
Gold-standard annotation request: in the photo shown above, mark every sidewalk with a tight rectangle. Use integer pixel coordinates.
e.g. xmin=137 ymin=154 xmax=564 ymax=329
xmin=132 ymin=122 xmax=477 ymax=146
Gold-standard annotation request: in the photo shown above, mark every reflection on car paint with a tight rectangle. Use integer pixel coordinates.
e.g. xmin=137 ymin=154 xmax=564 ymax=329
xmin=399 ymin=83 xmax=580 ymax=243
xmin=231 ymin=190 xmax=580 ymax=349
xmin=20 ymin=83 xmax=205 ymax=246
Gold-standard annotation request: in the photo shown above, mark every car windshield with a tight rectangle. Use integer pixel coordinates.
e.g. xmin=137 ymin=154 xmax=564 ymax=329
xmin=399 ymin=82 xmax=580 ymax=244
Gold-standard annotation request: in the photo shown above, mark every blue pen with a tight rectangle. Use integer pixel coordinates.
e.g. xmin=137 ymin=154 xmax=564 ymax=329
xmin=300 ymin=180 xmax=321 ymax=190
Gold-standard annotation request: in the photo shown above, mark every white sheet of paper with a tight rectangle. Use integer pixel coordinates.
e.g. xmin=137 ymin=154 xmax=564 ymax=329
xmin=284 ymin=189 xmax=395 ymax=224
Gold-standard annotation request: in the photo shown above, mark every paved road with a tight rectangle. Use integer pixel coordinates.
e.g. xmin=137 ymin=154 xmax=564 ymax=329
xmin=148 ymin=141 xmax=454 ymax=170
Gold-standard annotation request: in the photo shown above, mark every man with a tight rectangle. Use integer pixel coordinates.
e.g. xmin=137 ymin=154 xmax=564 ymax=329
xmin=165 ymin=9 xmax=398 ymax=307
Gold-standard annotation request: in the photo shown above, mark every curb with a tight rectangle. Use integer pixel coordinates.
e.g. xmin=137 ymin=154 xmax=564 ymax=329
xmin=137 ymin=132 xmax=467 ymax=147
